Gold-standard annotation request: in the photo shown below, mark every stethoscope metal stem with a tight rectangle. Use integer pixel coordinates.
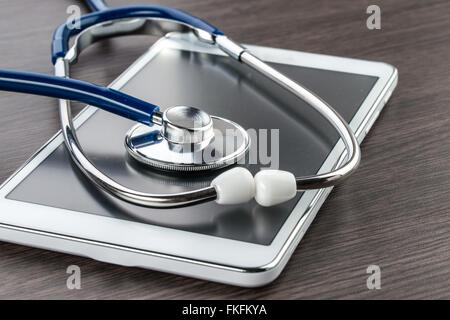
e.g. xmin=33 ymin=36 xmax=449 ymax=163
xmin=238 ymin=50 xmax=360 ymax=189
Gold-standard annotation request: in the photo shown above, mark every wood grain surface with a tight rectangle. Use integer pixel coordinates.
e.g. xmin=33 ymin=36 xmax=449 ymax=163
xmin=0 ymin=0 xmax=449 ymax=299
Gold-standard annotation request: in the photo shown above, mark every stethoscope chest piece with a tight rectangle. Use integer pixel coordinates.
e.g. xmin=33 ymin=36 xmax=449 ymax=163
xmin=125 ymin=106 xmax=250 ymax=172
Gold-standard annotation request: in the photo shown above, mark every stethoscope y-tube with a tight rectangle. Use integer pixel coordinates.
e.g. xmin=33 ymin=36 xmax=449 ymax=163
xmin=0 ymin=0 xmax=361 ymax=208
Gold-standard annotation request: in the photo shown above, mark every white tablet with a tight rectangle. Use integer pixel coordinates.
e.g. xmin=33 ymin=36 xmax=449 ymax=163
xmin=0 ymin=33 xmax=397 ymax=287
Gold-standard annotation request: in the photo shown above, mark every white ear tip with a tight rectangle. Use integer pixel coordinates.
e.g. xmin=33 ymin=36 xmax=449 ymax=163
xmin=254 ymin=170 xmax=297 ymax=207
xmin=211 ymin=167 xmax=255 ymax=205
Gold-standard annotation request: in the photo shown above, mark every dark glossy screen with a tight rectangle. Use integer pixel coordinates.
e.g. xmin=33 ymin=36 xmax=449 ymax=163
xmin=7 ymin=48 xmax=377 ymax=245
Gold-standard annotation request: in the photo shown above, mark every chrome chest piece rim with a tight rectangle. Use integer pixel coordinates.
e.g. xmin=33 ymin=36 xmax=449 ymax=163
xmin=125 ymin=106 xmax=250 ymax=172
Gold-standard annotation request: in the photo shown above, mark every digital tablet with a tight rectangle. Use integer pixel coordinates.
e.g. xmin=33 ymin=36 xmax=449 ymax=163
xmin=0 ymin=33 xmax=397 ymax=287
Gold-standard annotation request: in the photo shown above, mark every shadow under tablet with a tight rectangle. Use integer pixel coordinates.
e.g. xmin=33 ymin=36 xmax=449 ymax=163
xmin=7 ymin=48 xmax=377 ymax=245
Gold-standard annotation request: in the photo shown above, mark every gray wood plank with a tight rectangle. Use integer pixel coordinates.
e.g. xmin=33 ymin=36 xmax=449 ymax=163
xmin=0 ymin=0 xmax=449 ymax=299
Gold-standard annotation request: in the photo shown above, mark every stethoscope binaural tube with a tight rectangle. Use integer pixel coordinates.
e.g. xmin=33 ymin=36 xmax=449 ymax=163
xmin=51 ymin=6 xmax=223 ymax=64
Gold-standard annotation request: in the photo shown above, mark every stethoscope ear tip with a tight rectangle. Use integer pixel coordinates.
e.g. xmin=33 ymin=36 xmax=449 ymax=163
xmin=211 ymin=167 xmax=255 ymax=205
xmin=211 ymin=167 xmax=297 ymax=207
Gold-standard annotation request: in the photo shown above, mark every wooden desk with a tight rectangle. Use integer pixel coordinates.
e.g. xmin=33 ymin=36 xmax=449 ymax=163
xmin=1 ymin=0 xmax=449 ymax=299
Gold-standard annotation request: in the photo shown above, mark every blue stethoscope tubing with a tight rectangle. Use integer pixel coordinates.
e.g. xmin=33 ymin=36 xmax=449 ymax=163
xmin=0 ymin=0 xmax=362 ymax=208
xmin=0 ymin=70 xmax=159 ymax=126
xmin=85 ymin=0 xmax=108 ymax=12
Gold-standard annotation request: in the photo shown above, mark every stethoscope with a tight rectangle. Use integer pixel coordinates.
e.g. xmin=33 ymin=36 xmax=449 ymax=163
xmin=0 ymin=0 xmax=360 ymax=208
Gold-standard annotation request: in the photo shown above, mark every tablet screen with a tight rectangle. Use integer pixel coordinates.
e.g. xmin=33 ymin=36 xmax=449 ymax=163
xmin=6 ymin=47 xmax=377 ymax=245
